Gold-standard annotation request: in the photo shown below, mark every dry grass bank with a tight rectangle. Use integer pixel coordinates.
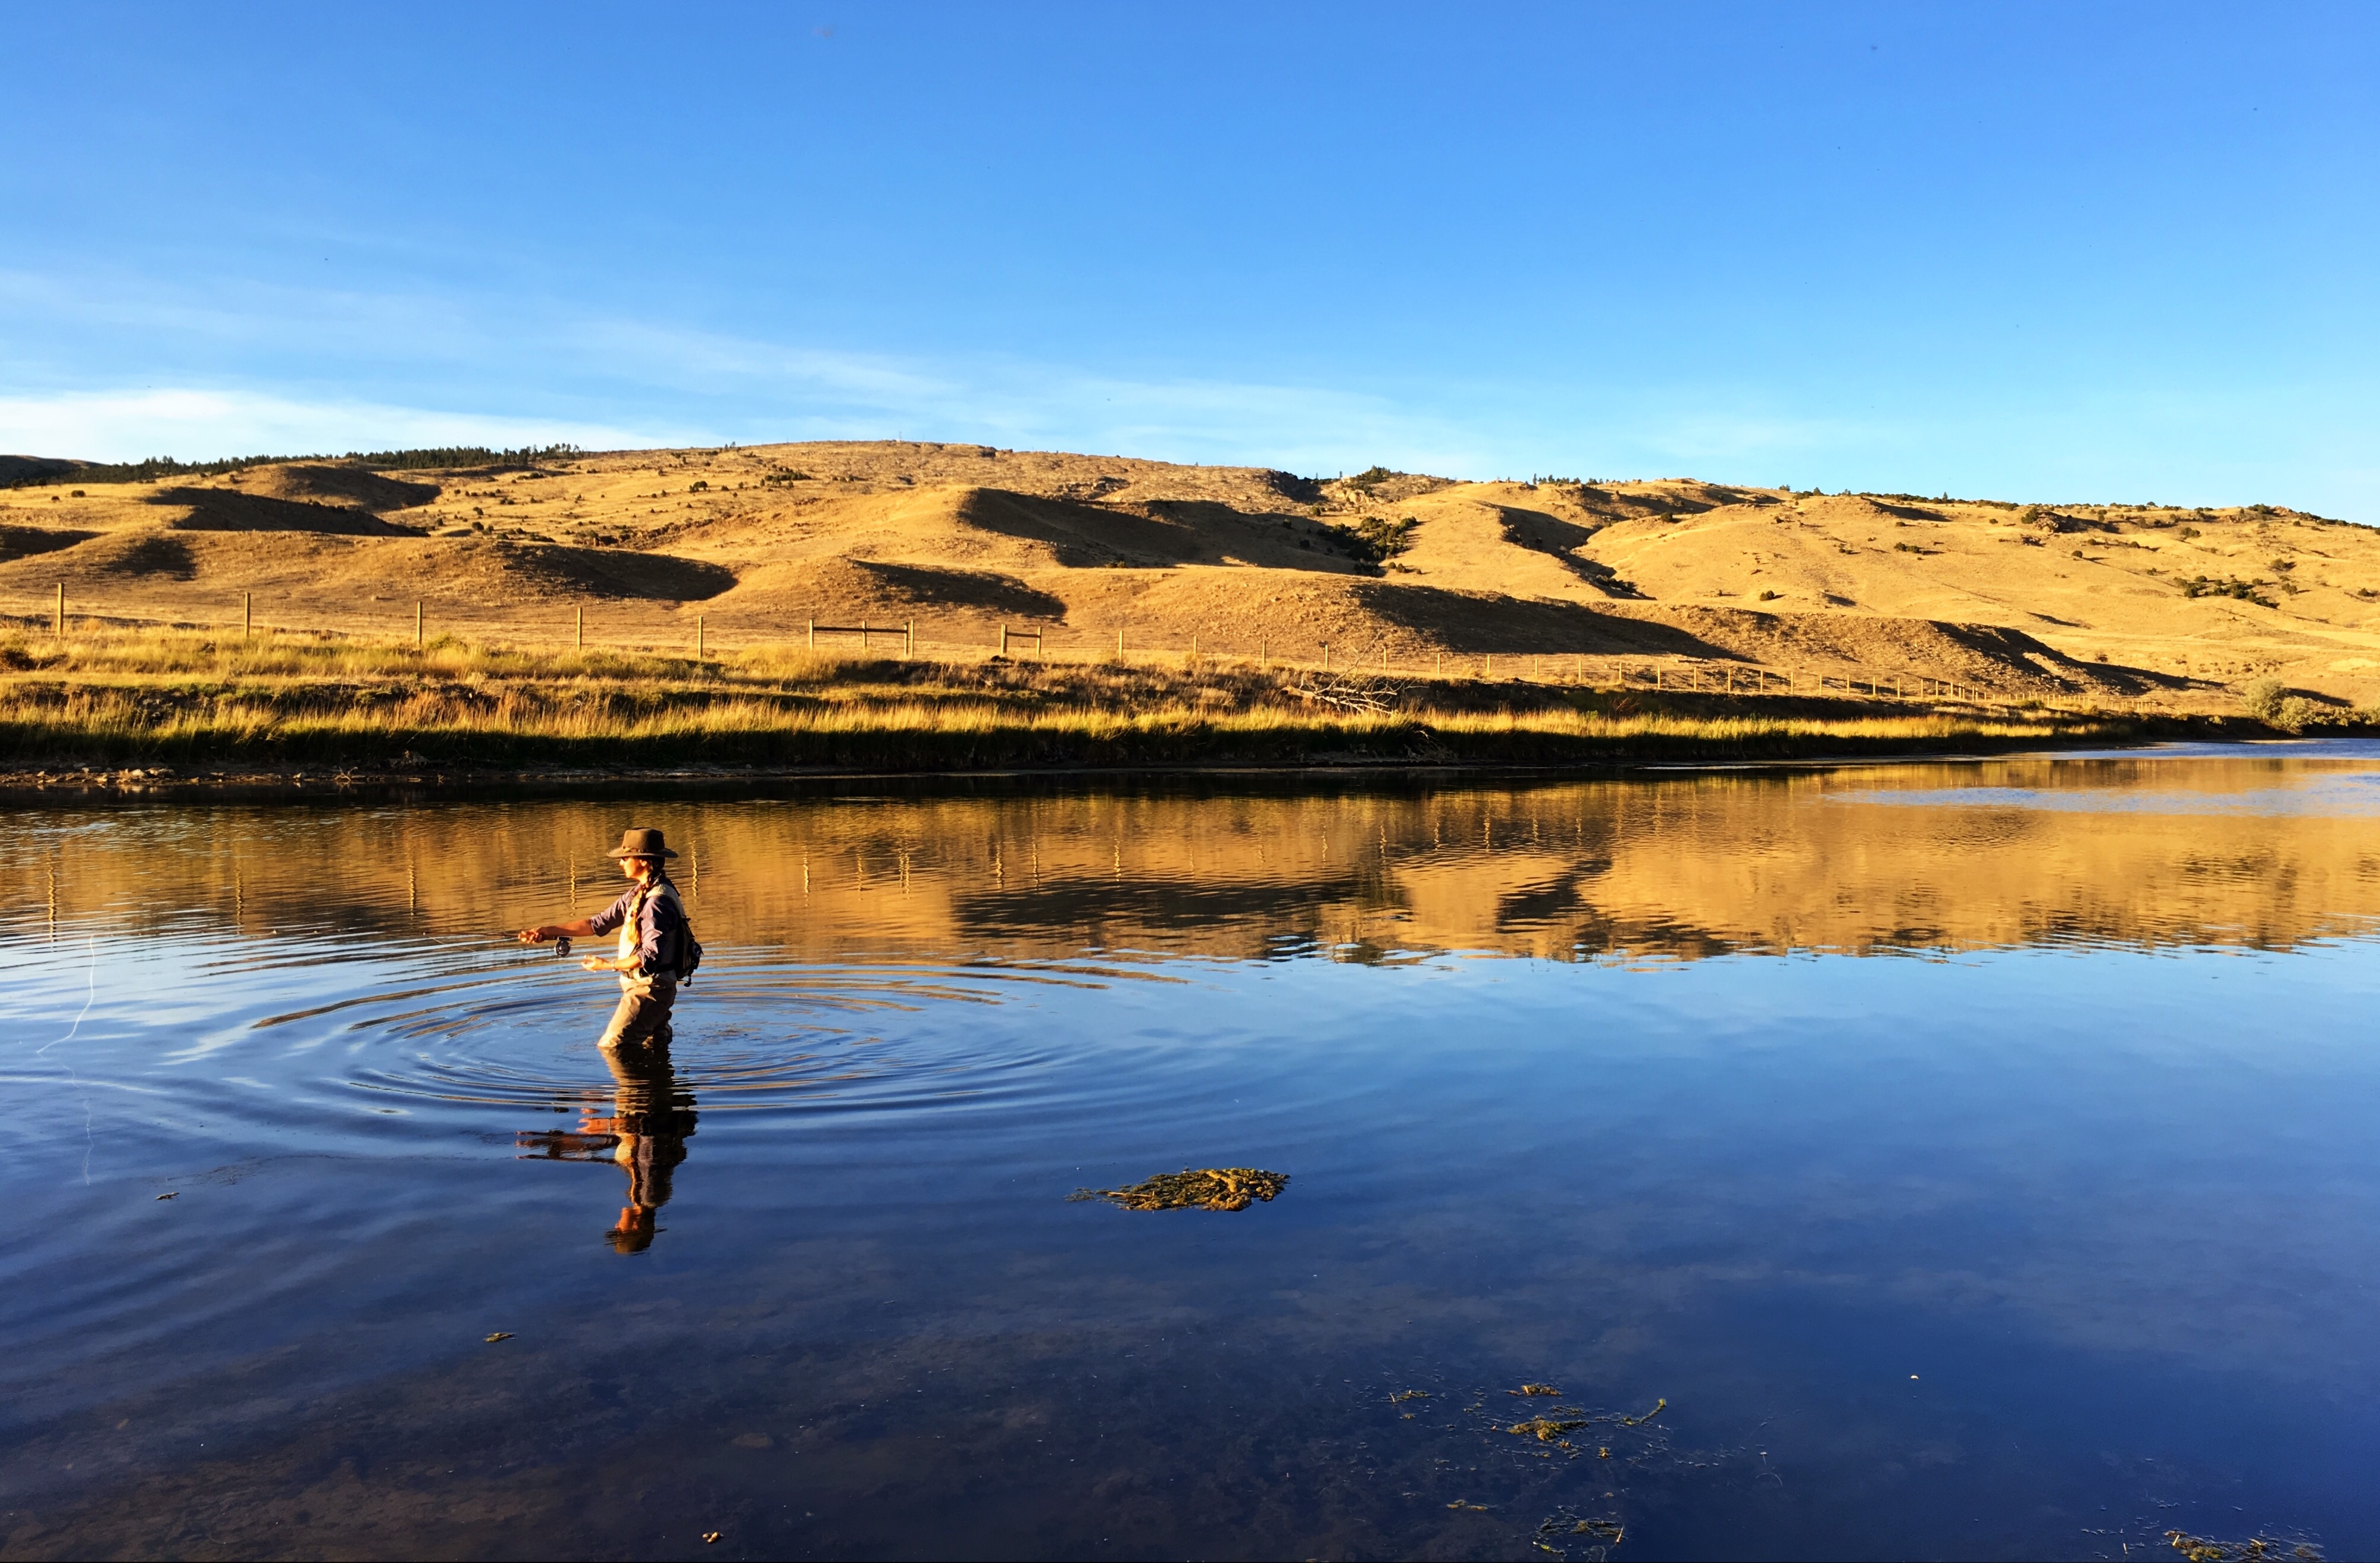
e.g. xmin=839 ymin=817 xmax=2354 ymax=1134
xmin=0 ymin=625 xmax=2252 ymax=777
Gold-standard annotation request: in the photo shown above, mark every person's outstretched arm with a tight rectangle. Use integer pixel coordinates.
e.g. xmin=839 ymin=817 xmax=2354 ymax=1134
xmin=518 ymin=915 xmax=599 ymax=944
xmin=521 ymin=885 xmax=633 ymax=945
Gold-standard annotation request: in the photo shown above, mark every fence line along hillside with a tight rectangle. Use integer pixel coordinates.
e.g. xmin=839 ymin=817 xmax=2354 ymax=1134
xmin=0 ymin=582 xmax=2190 ymax=714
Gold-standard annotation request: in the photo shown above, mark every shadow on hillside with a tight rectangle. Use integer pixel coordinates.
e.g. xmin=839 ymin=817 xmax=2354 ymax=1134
xmin=232 ymin=465 xmax=439 ymax=512
xmin=94 ymin=533 xmax=198 ymax=580
xmin=1932 ymin=622 xmax=2188 ymax=694
xmin=959 ymin=488 xmax=1205 ymax=568
xmin=1353 ymin=583 xmax=1728 ymax=656
xmin=1491 ymin=506 xmax=1649 ymax=596
xmin=0 ymin=456 xmax=84 ymax=487
xmin=1493 ymin=505 xmax=1599 ymax=556
xmin=959 ymin=488 xmax=1361 ymax=573
xmin=854 ymin=560 xmax=1068 ymax=619
xmin=0 ymin=525 xmax=95 ymax=563
xmin=467 ymin=541 xmax=739 ymax=602
xmin=1258 ymin=470 xmax=1327 ymax=506
xmin=154 ymin=488 xmax=420 ymax=537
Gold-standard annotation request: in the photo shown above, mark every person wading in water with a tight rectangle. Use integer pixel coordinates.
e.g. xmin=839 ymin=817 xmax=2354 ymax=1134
xmin=517 ymin=826 xmax=695 ymax=1050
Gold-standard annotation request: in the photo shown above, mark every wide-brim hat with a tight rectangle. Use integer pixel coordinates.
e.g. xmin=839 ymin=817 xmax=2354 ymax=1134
xmin=605 ymin=826 xmax=679 ymax=860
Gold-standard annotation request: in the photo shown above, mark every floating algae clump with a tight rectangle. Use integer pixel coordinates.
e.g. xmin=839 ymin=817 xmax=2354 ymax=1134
xmin=1508 ymin=1415 xmax=1589 ymax=1443
xmin=2165 ymin=1533 xmax=2324 ymax=1562
xmin=1071 ymin=1167 xmax=1289 ymax=1211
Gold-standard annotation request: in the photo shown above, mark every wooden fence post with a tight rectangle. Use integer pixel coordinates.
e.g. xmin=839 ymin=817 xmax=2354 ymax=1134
xmin=243 ymin=591 xmax=252 ymax=638
xmin=54 ymin=581 xmax=63 ymax=635
xmin=905 ymin=619 xmax=914 ymax=657
xmin=415 ymin=600 xmax=424 ymax=647
xmin=1116 ymin=627 xmax=1125 ymax=662
xmin=808 ymin=618 xmax=815 ymax=650
xmin=575 ymin=606 xmax=584 ymax=651
xmin=999 ymin=624 xmax=1009 ymax=656
xmin=698 ymin=616 xmax=706 ymax=658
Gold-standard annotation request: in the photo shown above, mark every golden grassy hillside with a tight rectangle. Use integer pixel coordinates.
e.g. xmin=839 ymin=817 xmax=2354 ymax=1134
xmin=3 ymin=439 xmax=2373 ymax=712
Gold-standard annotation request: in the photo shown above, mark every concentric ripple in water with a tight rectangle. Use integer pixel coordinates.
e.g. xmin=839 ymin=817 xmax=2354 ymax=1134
xmin=284 ymin=956 xmax=1144 ymax=1117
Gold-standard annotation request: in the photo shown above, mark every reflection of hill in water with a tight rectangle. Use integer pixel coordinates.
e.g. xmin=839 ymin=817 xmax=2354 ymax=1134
xmin=16 ymin=754 xmax=2380 ymax=960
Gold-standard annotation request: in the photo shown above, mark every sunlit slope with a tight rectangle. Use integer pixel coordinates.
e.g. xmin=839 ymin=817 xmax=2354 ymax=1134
xmin=18 ymin=764 xmax=2375 ymax=964
xmin=1574 ymin=489 xmax=2380 ymax=672
xmin=4 ymin=439 xmax=2376 ymax=704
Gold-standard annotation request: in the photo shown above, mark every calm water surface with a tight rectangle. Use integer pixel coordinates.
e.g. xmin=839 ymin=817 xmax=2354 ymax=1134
xmin=8 ymin=744 xmax=2380 ymax=1559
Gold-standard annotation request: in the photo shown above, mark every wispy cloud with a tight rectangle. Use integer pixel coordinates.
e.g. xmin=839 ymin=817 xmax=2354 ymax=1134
xmin=548 ymin=316 xmax=1497 ymax=475
xmin=0 ymin=367 xmax=1863 ymax=485
xmin=28 ymin=268 xmax=2350 ymax=513
xmin=0 ymin=260 xmax=1915 ymax=480
xmin=0 ymin=389 xmax=671 ymax=464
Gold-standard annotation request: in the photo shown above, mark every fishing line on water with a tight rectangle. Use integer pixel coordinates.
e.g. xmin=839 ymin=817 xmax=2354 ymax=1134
xmin=32 ymin=935 xmax=101 ymax=1184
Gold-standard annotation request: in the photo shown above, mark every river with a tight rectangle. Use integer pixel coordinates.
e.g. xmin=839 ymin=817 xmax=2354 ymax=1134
xmin=8 ymin=744 xmax=2380 ymax=1559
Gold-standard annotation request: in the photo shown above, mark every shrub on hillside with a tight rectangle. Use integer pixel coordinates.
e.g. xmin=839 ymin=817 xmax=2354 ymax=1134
xmin=2180 ymin=575 xmax=2275 ymax=607
xmin=2274 ymin=696 xmax=2328 ymax=732
xmin=1346 ymin=515 xmax=1416 ymax=562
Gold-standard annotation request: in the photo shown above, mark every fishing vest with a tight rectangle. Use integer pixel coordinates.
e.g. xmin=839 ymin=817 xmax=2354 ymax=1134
xmin=618 ymin=879 xmax=689 ymax=988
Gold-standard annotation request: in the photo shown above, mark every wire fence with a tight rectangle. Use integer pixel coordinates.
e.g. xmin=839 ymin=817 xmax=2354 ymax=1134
xmin=0 ymin=583 xmax=2131 ymax=707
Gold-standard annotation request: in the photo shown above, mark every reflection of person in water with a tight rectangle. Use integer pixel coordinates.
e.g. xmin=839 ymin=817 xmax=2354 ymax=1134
xmin=517 ymin=1037 xmax=699 ymax=1253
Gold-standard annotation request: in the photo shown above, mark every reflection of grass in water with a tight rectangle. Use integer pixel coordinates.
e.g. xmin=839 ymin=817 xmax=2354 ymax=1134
xmin=1069 ymin=1167 xmax=1288 ymax=1211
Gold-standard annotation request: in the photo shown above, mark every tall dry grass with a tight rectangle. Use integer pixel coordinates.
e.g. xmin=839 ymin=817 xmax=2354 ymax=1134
xmin=0 ymin=624 xmax=2144 ymax=770
xmin=2 ymin=625 xmax=748 ymax=684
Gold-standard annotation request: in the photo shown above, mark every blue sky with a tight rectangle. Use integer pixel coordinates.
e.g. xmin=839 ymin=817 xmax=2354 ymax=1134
xmin=4 ymin=2 xmax=2375 ymax=515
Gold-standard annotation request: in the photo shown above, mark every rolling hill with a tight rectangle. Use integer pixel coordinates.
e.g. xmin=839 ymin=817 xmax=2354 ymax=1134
xmin=5 ymin=439 xmax=2375 ymax=710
